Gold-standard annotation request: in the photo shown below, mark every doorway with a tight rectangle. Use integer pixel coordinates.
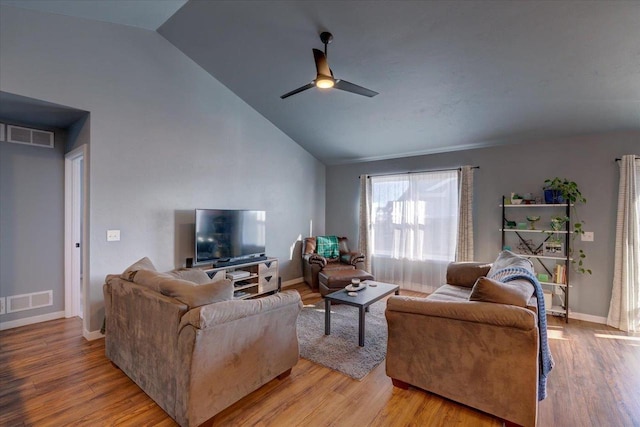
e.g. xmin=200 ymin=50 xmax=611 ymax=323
xmin=65 ymin=145 xmax=86 ymax=320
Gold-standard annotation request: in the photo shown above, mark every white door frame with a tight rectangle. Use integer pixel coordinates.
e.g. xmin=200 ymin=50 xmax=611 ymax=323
xmin=64 ymin=145 xmax=87 ymax=321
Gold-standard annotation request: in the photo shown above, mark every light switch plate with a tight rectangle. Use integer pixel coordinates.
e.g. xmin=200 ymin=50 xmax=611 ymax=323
xmin=107 ymin=229 xmax=120 ymax=242
xmin=581 ymin=231 xmax=594 ymax=242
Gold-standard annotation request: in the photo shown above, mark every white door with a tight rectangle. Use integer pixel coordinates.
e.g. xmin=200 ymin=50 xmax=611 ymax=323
xmin=65 ymin=146 xmax=85 ymax=319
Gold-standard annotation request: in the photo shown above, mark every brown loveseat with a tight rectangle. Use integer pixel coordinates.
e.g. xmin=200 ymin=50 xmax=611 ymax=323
xmin=386 ymin=251 xmax=546 ymax=427
xmin=302 ymin=236 xmax=365 ymax=291
xmin=103 ymin=258 xmax=302 ymax=427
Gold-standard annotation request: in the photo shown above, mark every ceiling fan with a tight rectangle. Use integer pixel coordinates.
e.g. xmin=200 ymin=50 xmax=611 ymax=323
xmin=280 ymin=32 xmax=379 ymax=99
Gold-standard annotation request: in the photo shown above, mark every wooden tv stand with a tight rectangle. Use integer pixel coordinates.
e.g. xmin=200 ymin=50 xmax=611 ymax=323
xmin=198 ymin=258 xmax=278 ymax=300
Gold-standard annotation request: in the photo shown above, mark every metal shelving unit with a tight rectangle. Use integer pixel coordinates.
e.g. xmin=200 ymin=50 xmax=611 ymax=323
xmin=500 ymin=196 xmax=571 ymax=322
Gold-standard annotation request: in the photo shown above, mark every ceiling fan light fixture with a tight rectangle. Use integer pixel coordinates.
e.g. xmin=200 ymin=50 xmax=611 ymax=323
xmin=315 ymin=75 xmax=335 ymax=89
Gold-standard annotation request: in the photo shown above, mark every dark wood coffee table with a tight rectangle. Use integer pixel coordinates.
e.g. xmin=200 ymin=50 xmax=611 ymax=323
xmin=324 ymin=281 xmax=400 ymax=347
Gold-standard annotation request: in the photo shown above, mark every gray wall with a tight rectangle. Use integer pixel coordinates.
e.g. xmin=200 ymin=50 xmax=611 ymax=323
xmin=326 ymin=132 xmax=639 ymax=319
xmin=0 ymin=122 xmax=67 ymax=321
xmin=0 ymin=6 xmax=326 ymax=332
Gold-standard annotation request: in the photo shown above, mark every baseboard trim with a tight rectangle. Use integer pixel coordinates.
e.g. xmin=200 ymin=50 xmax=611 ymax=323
xmin=568 ymin=311 xmax=607 ymax=324
xmin=83 ymin=328 xmax=104 ymax=341
xmin=282 ymin=277 xmax=304 ymax=288
xmin=0 ymin=310 xmax=65 ymax=331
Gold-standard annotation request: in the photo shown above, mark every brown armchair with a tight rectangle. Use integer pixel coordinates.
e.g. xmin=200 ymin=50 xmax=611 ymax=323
xmin=302 ymin=236 xmax=365 ymax=291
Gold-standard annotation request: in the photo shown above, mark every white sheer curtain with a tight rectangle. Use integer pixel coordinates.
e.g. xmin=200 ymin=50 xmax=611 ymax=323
xmin=456 ymin=166 xmax=474 ymax=261
xmin=607 ymin=155 xmax=640 ymax=333
xmin=369 ymin=170 xmax=459 ymax=293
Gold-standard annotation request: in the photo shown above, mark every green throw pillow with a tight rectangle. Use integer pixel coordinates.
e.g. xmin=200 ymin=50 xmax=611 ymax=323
xmin=316 ymin=235 xmax=339 ymax=258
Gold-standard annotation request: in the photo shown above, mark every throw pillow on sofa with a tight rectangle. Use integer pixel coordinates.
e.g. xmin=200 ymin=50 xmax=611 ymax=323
xmin=159 ymin=279 xmax=233 ymax=308
xmin=132 ymin=269 xmax=233 ymax=308
xmin=469 ymin=276 xmax=534 ymax=307
xmin=487 ymin=250 xmax=534 ymax=277
xmin=168 ymin=268 xmax=212 ymax=284
xmin=120 ymin=256 xmax=157 ymax=281
xmin=446 ymin=262 xmax=492 ymax=288
xmin=133 ymin=269 xmax=172 ymax=292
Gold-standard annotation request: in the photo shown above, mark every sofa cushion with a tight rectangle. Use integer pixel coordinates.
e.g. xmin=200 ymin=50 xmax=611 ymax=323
xmin=121 ymin=257 xmax=157 ymax=281
xmin=159 ymin=279 xmax=233 ymax=309
xmin=316 ymin=235 xmax=339 ymax=258
xmin=446 ymin=262 xmax=492 ymax=288
xmin=168 ymin=268 xmax=212 ymax=284
xmin=469 ymin=276 xmax=534 ymax=307
xmin=487 ymin=250 xmax=533 ymax=277
xmin=429 ymin=284 xmax=474 ymax=302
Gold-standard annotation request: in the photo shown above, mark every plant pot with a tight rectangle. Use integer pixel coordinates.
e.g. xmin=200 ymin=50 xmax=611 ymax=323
xmin=544 ymin=189 xmax=564 ymax=204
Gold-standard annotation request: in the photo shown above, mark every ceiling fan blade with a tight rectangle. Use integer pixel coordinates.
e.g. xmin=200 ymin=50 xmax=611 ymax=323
xmin=313 ymin=49 xmax=332 ymax=77
xmin=334 ymin=80 xmax=379 ymax=97
xmin=280 ymin=83 xmax=315 ymax=99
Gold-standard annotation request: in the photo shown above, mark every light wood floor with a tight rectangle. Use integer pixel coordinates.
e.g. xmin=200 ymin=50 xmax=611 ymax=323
xmin=1 ymin=282 xmax=639 ymax=426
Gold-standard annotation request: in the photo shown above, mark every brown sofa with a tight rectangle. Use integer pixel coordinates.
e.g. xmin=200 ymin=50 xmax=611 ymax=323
xmin=103 ymin=258 xmax=302 ymax=427
xmin=385 ymin=252 xmax=543 ymax=427
xmin=302 ymin=236 xmax=365 ymax=291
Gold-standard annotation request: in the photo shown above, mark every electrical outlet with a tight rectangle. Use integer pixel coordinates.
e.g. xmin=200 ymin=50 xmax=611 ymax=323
xmin=0 ymin=297 xmax=6 ymax=315
xmin=107 ymin=229 xmax=120 ymax=242
xmin=581 ymin=231 xmax=594 ymax=242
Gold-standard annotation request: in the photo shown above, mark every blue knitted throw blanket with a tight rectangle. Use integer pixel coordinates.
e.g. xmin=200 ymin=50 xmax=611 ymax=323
xmin=488 ymin=267 xmax=554 ymax=401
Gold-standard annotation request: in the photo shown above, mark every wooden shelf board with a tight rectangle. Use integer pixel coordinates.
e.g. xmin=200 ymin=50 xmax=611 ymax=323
xmin=500 ymin=229 xmax=572 ymax=234
xmin=547 ymin=306 xmax=567 ymax=315
xmin=500 ymin=204 xmax=573 ymax=208
xmin=540 ymin=281 xmax=568 ymax=287
xmin=520 ymin=254 xmax=573 ymax=261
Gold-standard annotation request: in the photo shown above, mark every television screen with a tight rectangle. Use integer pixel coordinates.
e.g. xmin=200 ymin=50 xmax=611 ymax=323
xmin=195 ymin=209 xmax=266 ymax=264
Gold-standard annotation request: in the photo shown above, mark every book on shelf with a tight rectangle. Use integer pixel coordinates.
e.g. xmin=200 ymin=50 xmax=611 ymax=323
xmin=554 ymin=264 xmax=566 ymax=284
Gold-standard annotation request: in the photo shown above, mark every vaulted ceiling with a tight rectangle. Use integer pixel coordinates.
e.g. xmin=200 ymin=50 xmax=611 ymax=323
xmin=2 ymin=1 xmax=639 ymax=164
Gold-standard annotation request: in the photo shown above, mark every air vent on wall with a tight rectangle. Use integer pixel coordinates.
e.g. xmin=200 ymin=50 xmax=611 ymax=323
xmin=0 ymin=123 xmax=5 ymax=141
xmin=6 ymin=125 xmax=54 ymax=148
xmin=6 ymin=290 xmax=53 ymax=313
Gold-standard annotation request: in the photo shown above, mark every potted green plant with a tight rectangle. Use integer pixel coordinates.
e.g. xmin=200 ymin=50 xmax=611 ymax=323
xmin=543 ymin=178 xmax=586 ymax=205
xmin=543 ymin=178 xmax=591 ymax=274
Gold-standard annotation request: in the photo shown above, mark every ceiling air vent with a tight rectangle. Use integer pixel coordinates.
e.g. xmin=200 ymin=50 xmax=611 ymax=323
xmin=6 ymin=125 xmax=54 ymax=148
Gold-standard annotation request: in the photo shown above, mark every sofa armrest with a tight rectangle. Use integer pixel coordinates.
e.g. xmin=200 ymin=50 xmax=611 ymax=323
xmin=179 ymin=290 xmax=302 ymax=331
xmin=340 ymin=251 xmax=365 ymax=266
xmin=386 ymin=296 xmax=537 ymax=330
xmin=304 ymin=253 xmax=327 ymax=268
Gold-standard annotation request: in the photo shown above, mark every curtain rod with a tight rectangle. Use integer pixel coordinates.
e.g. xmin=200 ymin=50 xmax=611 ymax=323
xmin=360 ymin=166 xmax=479 ymax=179
xmin=615 ymin=156 xmax=640 ymax=161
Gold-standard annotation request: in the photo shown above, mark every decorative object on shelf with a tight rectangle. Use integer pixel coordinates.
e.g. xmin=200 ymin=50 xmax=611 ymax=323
xmin=543 ymin=178 xmax=586 ymax=205
xmin=543 ymin=240 xmax=564 ymax=256
xmin=518 ymin=239 xmax=540 ymax=255
xmin=517 ymin=222 xmax=528 ymax=229
xmin=505 ymin=220 xmax=517 ymax=229
xmin=542 ymin=177 xmax=591 ymax=274
xmin=526 ymin=215 xmax=541 ymax=230
xmin=510 ymin=193 xmax=524 ymax=205
xmin=537 ymin=273 xmax=550 ymax=282
xmin=550 ymin=216 xmax=568 ymax=231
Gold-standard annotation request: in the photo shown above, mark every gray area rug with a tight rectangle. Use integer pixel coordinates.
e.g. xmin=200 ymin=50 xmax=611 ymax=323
xmin=296 ymin=299 xmax=388 ymax=380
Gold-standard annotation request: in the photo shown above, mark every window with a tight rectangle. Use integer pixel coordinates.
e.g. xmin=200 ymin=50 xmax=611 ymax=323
xmin=369 ymin=170 xmax=459 ymax=291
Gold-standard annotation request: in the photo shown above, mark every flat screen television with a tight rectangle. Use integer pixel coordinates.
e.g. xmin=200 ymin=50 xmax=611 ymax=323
xmin=195 ymin=209 xmax=266 ymax=265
